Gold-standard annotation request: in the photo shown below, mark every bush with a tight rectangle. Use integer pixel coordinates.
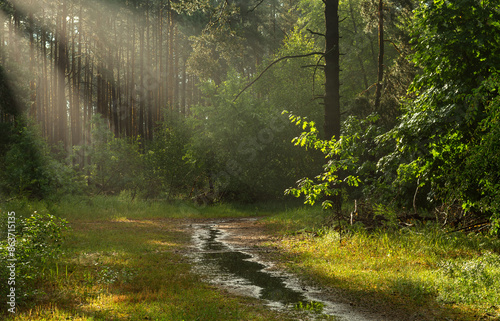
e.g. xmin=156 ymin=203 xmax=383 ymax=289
xmin=0 ymin=119 xmax=84 ymax=201
xmin=142 ymin=116 xmax=195 ymax=200
xmin=0 ymin=205 xmax=68 ymax=310
xmin=83 ymin=115 xmax=143 ymax=196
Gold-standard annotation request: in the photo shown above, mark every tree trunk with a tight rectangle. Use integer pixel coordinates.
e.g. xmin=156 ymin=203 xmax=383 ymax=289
xmin=139 ymin=22 xmax=145 ymax=140
xmin=146 ymin=9 xmax=153 ymax=140
xmin=324 ymin=0 xmax=341 ymax=141
xmin=168 ymin=10 xmax=175 ymax=109
xmin=157 ymin=5 xmax=164 ymax=122
xmin=28 ymin=8 xmax=37 ymax=119
xmin=324 ymin=0 xmax=342 ymax=215
xmin=57 ymin=2 xmax=68 ymax=148
xmin=374 ymin=0 xmax=384 ymax=112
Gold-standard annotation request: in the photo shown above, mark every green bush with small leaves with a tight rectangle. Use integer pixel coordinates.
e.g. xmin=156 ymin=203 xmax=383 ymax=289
xmin=0 ymin=207 xmax=68 ymax=309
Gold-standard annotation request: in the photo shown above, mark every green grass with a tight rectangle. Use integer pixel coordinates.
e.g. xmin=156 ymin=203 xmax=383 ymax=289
xmin=263 ymin=208 xmax=500 ymax=321
xmin=46 ymin=194 xmax=297 ymax=222
xmin=3 ymin=196 xmax=500 ymax=320
xmin=1 ymin=196 xmax=296 ymax=320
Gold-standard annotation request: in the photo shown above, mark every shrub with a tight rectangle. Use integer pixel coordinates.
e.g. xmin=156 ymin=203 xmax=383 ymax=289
xmin=0 ymin=206 xmax=68 ymax=310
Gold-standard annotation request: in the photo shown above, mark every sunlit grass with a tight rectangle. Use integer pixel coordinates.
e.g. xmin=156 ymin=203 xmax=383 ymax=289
xmin=263 ymin=210 xmax=500 ymax=320
xmin=4 ymin=196 xmax=499 ymax=320
xmin=2 ymin=200 xmax=294 ymax=321
xmin=46 ymin=195 xmax=287 ymax=222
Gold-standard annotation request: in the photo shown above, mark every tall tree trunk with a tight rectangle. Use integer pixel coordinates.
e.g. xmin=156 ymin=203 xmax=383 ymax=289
xmin=173 ymin=25 xmax=179 ymax=113
xmin=57 ymin=2 xmax=68 ymax=148
xmin=374 ymin=0 xmax=384 ymax=112
xmin=146 ymin=9 xmax=153 ymax=140
xmin=139 ymin=22 xmax=145 ymax=140
xmin=324 ymin=0 xmax=340 ymax=141
xmin=157 ymin=5 xmax=163 ymax=122
xmin=28 ymin=7 xmax=37 ymax=119
xmin=181 ymin=57 xmax=187 ymax=115
xmin=130 ymin=16 xmax=136 ymax=137
xmin=71 ymin=15 xmax=80 ymax=151
xmin=167 ymin=10 xmax=175 ymax=109
xmin=41 ymin=14 xmax=48 ymax=136
xmin=75 ymin=6 xmax=83 ymax=149
xmin=324 ymin=0 xmax=342 ymax=215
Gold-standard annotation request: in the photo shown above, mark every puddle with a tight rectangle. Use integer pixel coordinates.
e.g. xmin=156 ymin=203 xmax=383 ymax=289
xmin=189 ymin=220 xmax=375 ymax=321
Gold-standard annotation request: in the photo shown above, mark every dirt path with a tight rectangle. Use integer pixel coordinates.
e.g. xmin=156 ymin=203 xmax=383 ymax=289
xmin=185 ymin=217 xmax=403 ymax=321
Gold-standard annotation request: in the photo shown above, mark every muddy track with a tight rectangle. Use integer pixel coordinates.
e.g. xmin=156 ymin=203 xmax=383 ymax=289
xmin=184 ymin=217 xmax=402 ymax=321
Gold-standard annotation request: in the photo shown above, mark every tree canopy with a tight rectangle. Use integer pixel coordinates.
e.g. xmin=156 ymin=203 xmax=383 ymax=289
xmin=1 ymin=0 xmax=500 ymax=232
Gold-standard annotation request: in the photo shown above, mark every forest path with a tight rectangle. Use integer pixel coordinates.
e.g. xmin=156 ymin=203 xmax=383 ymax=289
xmin=184 ymin=217 xmax=394 ymax=321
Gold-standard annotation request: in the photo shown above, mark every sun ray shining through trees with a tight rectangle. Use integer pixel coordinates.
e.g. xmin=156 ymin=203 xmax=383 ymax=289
xmin=1 ymin=0 xmax=500 ymax=320
xmin=1 ymin=0 xmax=199 ymax=152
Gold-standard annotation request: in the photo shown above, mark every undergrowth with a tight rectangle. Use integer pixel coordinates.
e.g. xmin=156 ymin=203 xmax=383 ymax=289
xmin=264 ymin=206 xmax=500 ymax=320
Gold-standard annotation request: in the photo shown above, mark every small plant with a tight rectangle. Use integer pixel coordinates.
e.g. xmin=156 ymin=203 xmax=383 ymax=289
xmin=98 ymin=266 xmax=138 ymax=285
xmin=0 ymin=209 xmax=68 ymax=309
xmin=293 ymin=300 xmax=324 ymax=313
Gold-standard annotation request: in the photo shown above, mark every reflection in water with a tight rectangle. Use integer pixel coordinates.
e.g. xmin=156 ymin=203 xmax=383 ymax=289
xmin=201 ymin=227 xmax=310 ymax=306
xmin=191 ymin=222 xmax=374 ymax=321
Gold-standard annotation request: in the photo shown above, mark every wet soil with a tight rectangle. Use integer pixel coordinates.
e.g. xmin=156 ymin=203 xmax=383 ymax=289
xmin=185 ymin=217 xmax=401 ymax=321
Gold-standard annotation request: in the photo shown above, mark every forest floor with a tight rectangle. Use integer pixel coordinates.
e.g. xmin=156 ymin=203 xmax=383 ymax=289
xmin=193 ymin=218 xmax=392 ymax=321
xmin=190 ymin=217 xmax=482 ymax=321
xmin=3 ymin=198 xmax=499 ymax=320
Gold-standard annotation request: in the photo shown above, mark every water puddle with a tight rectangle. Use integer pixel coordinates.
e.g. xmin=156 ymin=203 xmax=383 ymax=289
xmin=189 ymin=220 xmax=374 ymax=321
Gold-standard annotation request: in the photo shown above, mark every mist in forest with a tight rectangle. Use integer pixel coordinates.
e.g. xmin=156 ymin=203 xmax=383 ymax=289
xmin=1 ymin=0 xmax=499 ymax=222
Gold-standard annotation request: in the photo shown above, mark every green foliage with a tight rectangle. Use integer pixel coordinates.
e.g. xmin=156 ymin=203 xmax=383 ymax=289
xmin=142 ymin=116 xmax=195 ymax=199
xmin=340 ymin=113 xmax=397 ymax=202
xmin=187 ymin=30 xmax=325 ymax=202
xmin=284 ymin=112 xmax=360 ymax=210
xmin=463 ymin=72 xmax=500 ymax=232
xmin=381 ymin=0 xmax=500 ymax=225
xmin=293 ymin=300 xmax=324 ymax=313
xmin=0 ymin=206 xmax=68 ymax=307
xmin=83 ymin=115 xmax=143 ymax=196
xmin=0 ymin=119 xmax=83 ymax=200
xmin=0 ymin=122 xmax=49 ymax=198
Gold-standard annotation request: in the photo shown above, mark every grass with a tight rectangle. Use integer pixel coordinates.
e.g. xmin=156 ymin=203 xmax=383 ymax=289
xmin=263 ymin=208 xmax=500 ymax=320
xmin=2 ymin=196 xmax=500 ymax=320
xmin=0 ymin=196 xmax=295 ymax=320
xmin=48 ymin=194 xmax=295 ymax=222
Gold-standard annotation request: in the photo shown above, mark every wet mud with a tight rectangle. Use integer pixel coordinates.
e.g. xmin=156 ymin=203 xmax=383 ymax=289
xmin=188 ymin=218 xmax=377 ymax=321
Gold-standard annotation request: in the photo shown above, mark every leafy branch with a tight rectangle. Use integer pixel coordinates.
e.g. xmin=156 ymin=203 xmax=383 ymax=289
xmin=283 ymin=111 xmax=360 ymax=210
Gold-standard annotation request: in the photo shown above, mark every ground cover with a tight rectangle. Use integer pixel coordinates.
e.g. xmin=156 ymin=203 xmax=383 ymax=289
xmin=1 ymin=197 xmax=294 ymax=320
xmin=263 ymin=208 xmax=500 ymax=321
xmin=2 ymin=196 xmax=499 ymax=320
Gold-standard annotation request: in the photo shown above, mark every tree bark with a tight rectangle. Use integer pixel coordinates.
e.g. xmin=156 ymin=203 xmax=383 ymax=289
xmin=324 ymin=0 xmax=342 ymax=215
xmin=57 ymin=1 xmax=68 ymax=148
xmin=374 ymin=0 xmax=384 ymax=112
xmin=324 ymin=0 xmax=341 ymax=141
xmin=139 ymin=22 xmax=145 ymax=140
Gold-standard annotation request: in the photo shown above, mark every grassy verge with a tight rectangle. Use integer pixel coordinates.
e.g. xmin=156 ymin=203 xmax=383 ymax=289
xmin=3 ymin=197 xmax=499 ymax=320
xmin=263 ymin=207 xmax=500 ymax=321
xmin=1 ymin=196 xmax=294 ymax=320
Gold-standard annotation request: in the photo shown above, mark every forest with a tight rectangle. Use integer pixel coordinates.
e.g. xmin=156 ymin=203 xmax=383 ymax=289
xmin=1 ymin=0 xmax=500 ymax=320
